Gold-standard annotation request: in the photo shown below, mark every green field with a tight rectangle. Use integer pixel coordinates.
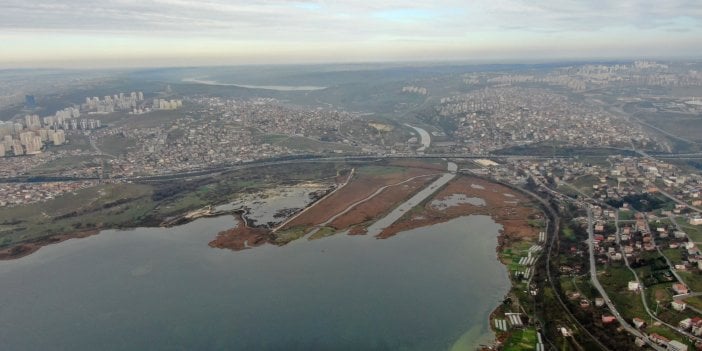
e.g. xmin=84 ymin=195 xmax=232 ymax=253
xmin=0 ymin=161 xmax=346 ymax=249
xmin=661 ymin=248 xmax=683 ymax=265
xmin=618 ymin=211 xmax=634 ymax=221
xmin=570 ymin=175 xmax=600 ymax=195
xmin=598 ymin=266 xmax=647 ymax=320
xmin=677 ymin=218 xmax=702 ymax=242
xmin=678 ymin=271 xmax=702 ymax=292
xmin=308 ymin=226 xmax=337 ymax=240
xmin=555 ymin=184 xmax=580 ymax=198
xmin=260 ymin=133 xmax=359 ymax=153
xmin=504 ymin=328 xmax=538 ymax=351
xmin=28 ymin=155 xmax=111 ymax=175
xmin=49 ymin=133 xmax=93 ymax=152
xmin=636 ymin=111 xmax=702 ymax=144
xmin=684 ymin=296 xmax=702 ymax=310
xmin=0 ymin=183 xmax=154 ymax=246
xmin=97 ymin=134 xmax=137 ymax=156
xmin=356 ymin=165 xmax=409 ymax=177
xmin=561 ymin=225 xmax=577 ymax=241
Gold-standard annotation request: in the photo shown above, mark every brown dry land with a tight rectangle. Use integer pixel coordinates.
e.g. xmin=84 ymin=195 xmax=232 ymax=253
xmin=280 ymin=166 xmax=440 ymax=230
xmin=211 ymin=165 xmax=542 ymax=254
xmin=386 ymin=159 xmax=446 ymax=172
xmin=211 ymin=162 xmax=444 ymax=250
xmin=329 ymin=175 xmax=436 ymax=231
xmin=208 ymin=216 xmax=271 ymax=251
xmin=378 ymin=175 xmax=542 ymax=248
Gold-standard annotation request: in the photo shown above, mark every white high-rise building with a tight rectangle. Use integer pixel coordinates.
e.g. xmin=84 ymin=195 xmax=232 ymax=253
xmin=24 ymin=114 xmax=40 ymax=129
xmin=51 ymin=130 xmax=66 ymax=146
xmin=38 ymin=129 xmax=50 ymax=141
xmin=0 ymin=121 xmax=13 ymax=137
xmin=19 ymin=131 xmax=36 ymax=145
xmin=3 ymin=135 xmax=13 ymax=148
xmin=25 ymin=135 xmax=42 ymax=154
xmin=12 ymin=140 xmax=24 ymax=156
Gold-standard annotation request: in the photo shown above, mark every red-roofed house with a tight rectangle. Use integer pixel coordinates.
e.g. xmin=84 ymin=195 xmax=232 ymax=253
xmin=673 ymin=283 xmax=689 ymax=295
xmin=601 ymin=315 xmax=616 ymax=324
xmin=691 ymin=317 xmax=702 ymax=336
xmin=649 ymin=333 xmax=670 ymax=346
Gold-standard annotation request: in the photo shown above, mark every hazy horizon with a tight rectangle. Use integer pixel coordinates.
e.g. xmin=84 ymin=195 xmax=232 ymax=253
xmin=3 ymin=0 xmax=702 ymax=68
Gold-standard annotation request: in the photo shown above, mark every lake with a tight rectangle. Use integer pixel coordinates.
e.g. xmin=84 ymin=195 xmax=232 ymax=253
xmin=0 ymin=215 xmax=509 ymax=351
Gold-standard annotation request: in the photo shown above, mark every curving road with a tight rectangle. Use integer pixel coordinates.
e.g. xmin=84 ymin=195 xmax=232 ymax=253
xmin=404 ymin=124 xmax=431 ymax=152
xmin=586 ymin=207 xmax=665 ymax=350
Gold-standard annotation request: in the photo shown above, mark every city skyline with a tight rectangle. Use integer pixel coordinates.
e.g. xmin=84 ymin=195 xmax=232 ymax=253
xmin=2 ymin=0 xmax=702 ymax=68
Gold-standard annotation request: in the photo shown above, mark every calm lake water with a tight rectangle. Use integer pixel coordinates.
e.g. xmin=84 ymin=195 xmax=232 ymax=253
xmin=0 ymin=215 xmax=509 ymax=351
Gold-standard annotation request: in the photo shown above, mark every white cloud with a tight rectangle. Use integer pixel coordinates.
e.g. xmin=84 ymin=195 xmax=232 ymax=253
xmin=2 ymin=0 xmax=698 ymax=37
xmin=1 ymin=0 xmax=701 ymax=66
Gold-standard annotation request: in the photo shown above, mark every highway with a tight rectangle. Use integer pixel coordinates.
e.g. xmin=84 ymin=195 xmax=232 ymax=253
xmin=5 ymin=147 xmax=702 ymax=185
xmin=404 ymin=124 xmax=431 ymax=152
xmin=0 ymin=153 xmax=575 ymax=184
xmin=633 ymin=148 xmax=702 ymax=212
xmin=655 ymin=186 xmax=702 ymax=213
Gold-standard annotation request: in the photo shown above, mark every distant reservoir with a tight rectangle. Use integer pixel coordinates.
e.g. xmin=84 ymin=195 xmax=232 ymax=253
xmin=183 ymin=78 xmax=327 ymax=91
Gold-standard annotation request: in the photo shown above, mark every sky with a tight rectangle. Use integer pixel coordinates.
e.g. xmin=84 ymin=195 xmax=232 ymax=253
xmin=1 ymin=0 xmax=701 ymax=68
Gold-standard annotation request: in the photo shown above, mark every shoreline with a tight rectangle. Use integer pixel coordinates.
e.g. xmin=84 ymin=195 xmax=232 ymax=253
xmin=0 ymin=229 xmax=100 ymax=260
xmin=0 ymin=171 xmax=543 ymax=349
xmin=372 ymin=175 xmax=541 ymax=350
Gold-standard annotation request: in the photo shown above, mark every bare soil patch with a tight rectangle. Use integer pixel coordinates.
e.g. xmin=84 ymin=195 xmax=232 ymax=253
xmin=281 ymin=166 xmax=437 ymax=230
xmin=329 ymin=176 xmax=436 ymax=230
xmin=208 ymin=216 xmax=271 ymax=251
xmin=378 ymin=176 xmax=542 ymax=245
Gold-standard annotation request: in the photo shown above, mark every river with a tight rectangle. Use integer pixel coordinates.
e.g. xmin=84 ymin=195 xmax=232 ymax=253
xmin=0 ymin=214 xmax=509 ymax=351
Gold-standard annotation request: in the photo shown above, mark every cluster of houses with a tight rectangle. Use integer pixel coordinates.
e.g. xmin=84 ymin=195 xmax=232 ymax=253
xmin=514 ymin=156 xmax=702 ymax=212
xmin=588 ymin=206 xmax=702 ymax=274
xmin=589 ymin=210 xmax=663 ymax=266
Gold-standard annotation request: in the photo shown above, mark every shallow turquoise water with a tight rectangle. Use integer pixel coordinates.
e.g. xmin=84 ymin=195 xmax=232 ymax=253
xmin=0 ymin=215 xmax=509 ymax=351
